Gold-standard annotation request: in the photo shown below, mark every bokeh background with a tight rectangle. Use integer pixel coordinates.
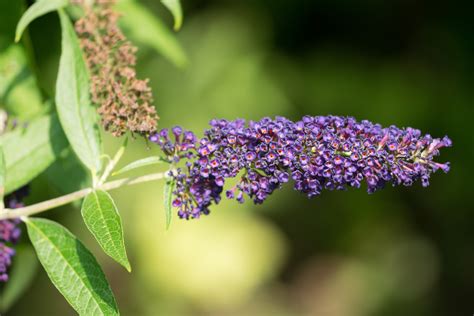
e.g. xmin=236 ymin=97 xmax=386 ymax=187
xmin=1 ymin=0 xmax=472 ymax=315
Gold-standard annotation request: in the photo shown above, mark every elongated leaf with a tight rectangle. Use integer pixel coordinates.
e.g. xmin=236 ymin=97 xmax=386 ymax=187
xmin=81 ymin=190 xmax=131 ymax=272
xmin=113 ymin=156 xmax=165 ymax=176
xmin=0 ymin=114 xmax=68 ymax=194
xmin=25 ymin=218 xmax=119 ymax=316
xmin=163 ymin=177 xmax=176 ymax=229
xmin=15 ymin=0 xmax=68 ymax=42
xmin=0 ymin=45 xmax=45 ymax=119
xmin=56 ymin=11 xmax=102 ymax=173
xmin=0 ymin=245 xmax=39 ymax=312
xmin=45 ymin=147 xmax=91 ymax=195
xmin=161 ymin=0 xmax=183 ymax=31
xmin=117 ymin=0 xmax=187 ymax=68
xmin=0 ymin=147 xmax=5 ymax=200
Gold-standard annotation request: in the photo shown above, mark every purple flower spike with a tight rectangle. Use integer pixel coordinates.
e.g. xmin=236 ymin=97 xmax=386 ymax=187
xmin=0 ymin=186 xmax=29 ymax=282
xmin=153 ymin=116 xmax=451 ymax=220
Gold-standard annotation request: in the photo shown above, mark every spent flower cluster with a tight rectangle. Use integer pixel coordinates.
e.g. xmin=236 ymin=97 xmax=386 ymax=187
xmin=74 ymin=0 xmax=158 ymax=137
xmin=150 ymin=115 xmax=452 ymax=220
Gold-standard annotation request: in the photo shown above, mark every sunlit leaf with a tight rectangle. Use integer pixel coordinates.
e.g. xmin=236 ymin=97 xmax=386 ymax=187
xmin=25 ymin=218 xmax=119 ymax=315
xmin=0 ymin=114 xmax=68 ymax=195
xmin=81 ymin=190 xmax=131 ymax=272
xmin=0 ymin=245 xmax=39 ymax=312
xmin=163 ymin=176 xmax=175 ymax=229
xmin=161 ymin=0 xmax=183 ymax=31
xmin=56 ymin=10 xmax=102 ymax=173
xmin=117 ymin=0 xmax=187 ymax=68
xmin=15 ymin=0 xmax=68 ymax=42
xmin=0 ymin=45 xmax=44 ymax=119
xmin=113 ymin=156 xmax=166 ymax=176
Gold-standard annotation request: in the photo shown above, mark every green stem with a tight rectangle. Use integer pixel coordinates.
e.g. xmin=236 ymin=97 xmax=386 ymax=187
xmin=97 ymin=137 xmax=128 ymax=186
xmin=0 ymin=171 xmax=172 ymax=220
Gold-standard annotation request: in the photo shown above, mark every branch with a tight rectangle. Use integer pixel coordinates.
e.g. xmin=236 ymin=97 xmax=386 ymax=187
xmin=0 ymin=171 xmax=171 ymax=220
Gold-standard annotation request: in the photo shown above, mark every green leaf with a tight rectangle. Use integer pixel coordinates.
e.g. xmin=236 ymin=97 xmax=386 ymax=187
xmin=25 ymin=218 xmax=119 ymax=316
xmin=161 ymin=0 xmax=183 ymax=31
xmin=81 ymin=190 xmax=131 ymax=272
xmin=117 ymin=0 xmax=187 ymax=68
xmin=15 ymin=0 xmax=68 ymax=42
xmin=163 ymin=176 xmax=176 ymax=229
xmin=0 ymin=245 xmax=39 ymax=312
xmin=113 ymin=156 xmax=166 ymax=176
xmin=0 ymin=114 xmax=68 ymax=195
xmin=0 ymin=45 xmax=45 ymax=119
xmin=0 ymin=147 xmax=5 ymax=200
xmin=45 ymin=147 xmax=91 ymax=195
xmin=56 ymin=10 xmax=102 ymax=173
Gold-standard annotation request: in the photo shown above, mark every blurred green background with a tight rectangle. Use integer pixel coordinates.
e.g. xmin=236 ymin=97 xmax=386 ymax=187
xmin=1 ymin=0 xmax=472 ymax=315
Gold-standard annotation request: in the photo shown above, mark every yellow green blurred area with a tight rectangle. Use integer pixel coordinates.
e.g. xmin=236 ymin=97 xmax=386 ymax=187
xmin=1 ymin=0 xmax=472 ymax=315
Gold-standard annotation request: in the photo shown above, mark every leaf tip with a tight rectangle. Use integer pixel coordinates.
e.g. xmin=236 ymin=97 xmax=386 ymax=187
xmin=173 ymin=18 xmax=182 ymax=31
xmin=14 ymin=20 xmax=24 ymax=43
xmin=123 ymin=261 xmax=132 ymax=273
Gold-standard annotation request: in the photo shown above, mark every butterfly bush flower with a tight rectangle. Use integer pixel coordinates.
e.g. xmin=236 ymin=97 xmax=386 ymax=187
xmin=150 ymin=115 xmax=452 ymax=220
xmin=0 ymin=187 xmax=29 ymax=282
xmin=73 ymin=0 xmax=158 ymax=137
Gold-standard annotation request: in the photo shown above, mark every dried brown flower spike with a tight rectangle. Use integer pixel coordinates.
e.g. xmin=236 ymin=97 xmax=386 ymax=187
xmin=74 ymin=0 xmax=158 ymax=137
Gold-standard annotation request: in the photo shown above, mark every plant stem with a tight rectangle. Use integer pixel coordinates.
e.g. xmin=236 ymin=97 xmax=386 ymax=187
xmin=97 ymin=137 xmax=128 ymax=186
xmin=0 ymin=171 xmax=171 ymax=220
